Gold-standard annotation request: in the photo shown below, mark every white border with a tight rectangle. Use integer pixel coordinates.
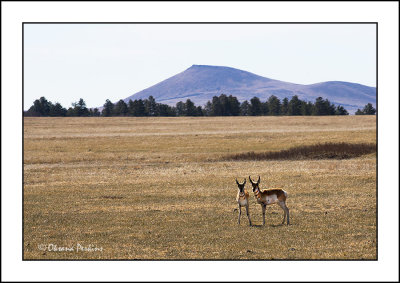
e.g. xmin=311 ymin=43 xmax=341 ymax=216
xmin=2 ymin=2 xmax=399 ymax=282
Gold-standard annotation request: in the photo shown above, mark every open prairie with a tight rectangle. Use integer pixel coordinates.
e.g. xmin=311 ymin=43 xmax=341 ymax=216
xmin=23 ymin=116 xmax=376 ymax=259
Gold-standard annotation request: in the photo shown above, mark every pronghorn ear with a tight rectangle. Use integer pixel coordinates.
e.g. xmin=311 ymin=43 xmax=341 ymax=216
xmin=257 ymin=176 xmax=260 ymax=183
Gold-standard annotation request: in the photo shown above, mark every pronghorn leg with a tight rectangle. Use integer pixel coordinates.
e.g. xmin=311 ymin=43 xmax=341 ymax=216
xmin=246 ymin=205 xmax=252 ymax=226
xmin=238 ymin=205 xmax=241 ymax=224
xmin=278 ymin=202 xmax=286 ymax=224
xmin=278 ymin=201 xmax=290 ymax=225
xmin=262 ymin=204 xmax=266 ymax=226
xmin=286 ymin=205 xmax=290 ymax=225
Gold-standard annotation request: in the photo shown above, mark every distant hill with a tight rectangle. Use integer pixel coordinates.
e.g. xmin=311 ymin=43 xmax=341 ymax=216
xmin=124 ymin=65 xmax=376 ymax=114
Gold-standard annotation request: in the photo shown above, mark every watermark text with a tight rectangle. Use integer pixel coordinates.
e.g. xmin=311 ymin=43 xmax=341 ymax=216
xmin=37 ymin=243 xmax=103 ymax=252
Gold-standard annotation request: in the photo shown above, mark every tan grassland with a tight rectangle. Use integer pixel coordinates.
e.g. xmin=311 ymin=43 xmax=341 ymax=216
xmin=24 ymin=116 xmax=376 ymax=259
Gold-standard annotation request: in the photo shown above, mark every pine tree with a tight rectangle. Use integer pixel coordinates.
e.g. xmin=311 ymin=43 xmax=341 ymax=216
xmin=157 ymin=103 xmax=175 ymax=116
xmin=76 ymin=98 xmax=90 ymax=116
xmin=335 ymin=105 xmax=349 ymax=115
xmin=39 ymin=97 xmax=51 ymax=116
xmin=300 ymin=101 xmax=312 ymax=116
xmin=324 ymin=99 xmax=336 ymax=115
xmin=129 ymin=99 xmax=147 ymax=116
xmin=144 ymin=96 xmax=158 ymax=116
xmin=66 ymin=107 xmax=76 ymax=117
xmin=184 ymin=99 xmax=197 ymax=116
xmin=68 ymin=102 xmax=78 ymax=116
xmin=306 ymin=101 xmax=314 ymax=115
xmin=313 ymin=97 xmax=327 ymax=115
xmin=49 ymin=102 xmax=67 ymax=116
xmin=211 ymin=96 xmax=222 ymax=116
xmin=249 ymin=97 xmax=263 ymax=116
xmin=261 ymin=101 xmax=269 ymax=115
xmin=26 ymin=97 xmax=51 ymax=116
xmin=175 ymin=101 xmax=185 ymax=116
xmin=203 ymin=101 xmax=212 ymax=116
xmin=219 ymin=94 xmax=229 ymax=116
xmin=91 ymin=108 xmax=100 ymax=117
xmin=196 ymin=106 xmax=204 ymax=116
xmin=114 ymin=99 xmax=128 ymax=116
xmin=288 ymin=95 xmax=302 ymax=116
xmin=281 ymin=97 xmax=289 ymax=115
xmin=240 ymin=101 xmax=250 ymax=116
xmin=102 ymin=99 xmax=114 ymax=117
xmin=228 ymin=95 xmax=240 ymax=116
xmin=362 ymin=103 xmax=376 ymax=115
xmin=27 ymin=97 xmax=52 ymax=116
xmin=268 ymin=95 xmax=281 ymax=115
xmin=128 ymin=99 xmax=135 ymax=116
xmin=67 ymin=98 xmax=89 ymax=116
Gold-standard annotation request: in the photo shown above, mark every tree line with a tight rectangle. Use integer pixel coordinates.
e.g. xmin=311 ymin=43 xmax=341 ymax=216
xmin=24 ymin=94 xmax=376 ymax=117
xmin=355 ymin=103 xmax=376 ymax=115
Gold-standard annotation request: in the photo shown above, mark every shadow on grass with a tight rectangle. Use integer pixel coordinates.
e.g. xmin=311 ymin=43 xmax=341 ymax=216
xmin=250 ymin=223 xmax=291 ymax=228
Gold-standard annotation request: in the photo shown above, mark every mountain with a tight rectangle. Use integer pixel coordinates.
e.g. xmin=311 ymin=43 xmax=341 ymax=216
xmin=125 ymin=65 xmax=376 ymax=114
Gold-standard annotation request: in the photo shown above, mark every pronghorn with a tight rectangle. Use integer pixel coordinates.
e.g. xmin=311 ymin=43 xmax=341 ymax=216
xmin=249 ymin=175 xmax=290 ymax=225
xmin=235 ymin=178 xmax=252 ymax=226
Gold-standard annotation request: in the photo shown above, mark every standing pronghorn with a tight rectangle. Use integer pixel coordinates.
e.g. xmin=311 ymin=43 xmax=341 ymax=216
xmin=249 ymin=176 xmax=290 ymax=225
xmin=235 ymin=178 xmax=252 ymax=226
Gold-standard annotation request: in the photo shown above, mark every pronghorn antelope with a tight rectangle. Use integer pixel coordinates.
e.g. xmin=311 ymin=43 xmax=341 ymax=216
xmin=249 ymin=176 xmax=290 ymax=225
xmin=235 ymin=178 xmax=252 ymax=226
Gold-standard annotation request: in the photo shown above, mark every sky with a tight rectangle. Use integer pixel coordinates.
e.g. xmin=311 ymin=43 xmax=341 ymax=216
xmin=24 ymin=23 xmax=376 ymax=110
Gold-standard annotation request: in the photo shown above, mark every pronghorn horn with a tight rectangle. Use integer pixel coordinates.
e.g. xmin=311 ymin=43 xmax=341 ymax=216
xmin=236 ymin=178 xmax=239 ymax=185
xmin=243 ymin=178 xmax=246 ymax=185
xmin=249 ymin=176 xmax=254 ymax=184
xmin=257 ymin=176 xmax=260 ymax=183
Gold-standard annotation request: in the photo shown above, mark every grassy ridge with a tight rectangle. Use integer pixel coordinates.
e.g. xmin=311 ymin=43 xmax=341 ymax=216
xmin=224 ymin=142 xmax=376 ymax=161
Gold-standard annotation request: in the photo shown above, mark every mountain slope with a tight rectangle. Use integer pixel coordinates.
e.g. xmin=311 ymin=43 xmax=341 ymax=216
xmin=125 ymin=65 xmax=376 ymax=113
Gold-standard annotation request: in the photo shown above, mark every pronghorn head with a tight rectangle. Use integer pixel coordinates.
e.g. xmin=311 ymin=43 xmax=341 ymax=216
xmin=235 ymin=178 xmax=246 ymax=193
xmin=249 ymin=175 xmax=261 ymax=193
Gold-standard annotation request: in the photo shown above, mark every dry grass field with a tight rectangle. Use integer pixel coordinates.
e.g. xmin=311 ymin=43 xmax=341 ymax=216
xmin=23 ymin=116 xmax=376 ymax=260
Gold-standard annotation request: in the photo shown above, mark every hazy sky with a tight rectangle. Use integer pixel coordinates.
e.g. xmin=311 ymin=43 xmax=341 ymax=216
xmin=24 ymin=23 xmax=376 ymax=110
